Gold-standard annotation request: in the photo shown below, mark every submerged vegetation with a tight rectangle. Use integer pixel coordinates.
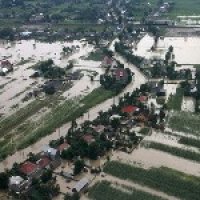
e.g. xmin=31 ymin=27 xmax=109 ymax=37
xmin=167 ymin=88 xmax=184 ymax=111
xmin=168 ymin=111 xmax=200 ymax=136
xmin=89 ymin=181 xmax=164 ymax=200
xmin=85 ymin=48 xmax=105 ymax=61
xmin=0 ymin=87 xmax=115 ymax=160
xmin=179 ymin=136 xmax=200 ymax=149
xmin=147 ymin=142 xmax=200 ymax=162
xmin=104 ymin=161 xmax=200 ymax=200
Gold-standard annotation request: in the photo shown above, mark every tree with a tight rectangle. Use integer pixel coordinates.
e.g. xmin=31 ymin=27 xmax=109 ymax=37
xmin=74 ymin=160 xmax=84 ymax=175
xmin=111 ymin=118 xmax=120 ymax=130
xmin=28 ymin=152 xmax=37 ymax=162
xmin=88 ymin=142 xmax=100 ymax=160
xmin=41 ymin=169 xmax=53 ymax=183
xmin=64 ymin=193 xmax=72 ymax=200
xmin=51 ymin=13 xmax=64 ymax=22
xmin=61 ymin=147 xmax=74 ymax=160
xmin=0 ymin=172 xmax=9 ymax=189
xmin=71 ymin=192 xmax=80 ymax=200
xmin=64 ymin=192 xmax=80 ymax=200
xmin=0 ymin=27 xmax=14 ymax=40
xmin=169 ymin=45 xmax=174 ymax=53
xmin=71 ymin=120 xmax=77 ymax=133
xmin=44 ymin=85 xmax=56 ymax=95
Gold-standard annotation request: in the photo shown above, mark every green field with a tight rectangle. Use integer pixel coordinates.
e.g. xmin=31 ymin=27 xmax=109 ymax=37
xmin=167 ymin=88 xmax=183 ymax=111
xmin=147 ymin=142 xmax=200 ymax=162
xmin=104 ymin=161 xmax=200 ymax=200
xmin=179 ymin=136 xmax=200 ymax=149
xmin=0 ymin=87 xmax=114 ymax=160
xmin=168 ymin=111 xmax=200 ymax=136
xmin=168 ymin=0 xmax=200 ymax=18
xmin=85 ymin=49 xmax=105 ymax=61
xmin=89 ymin=181 xmax=164 ymax=200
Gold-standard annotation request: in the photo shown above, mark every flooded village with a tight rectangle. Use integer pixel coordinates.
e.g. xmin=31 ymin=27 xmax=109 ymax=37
xmin=0 ymin=0 xmax=200 ymax=200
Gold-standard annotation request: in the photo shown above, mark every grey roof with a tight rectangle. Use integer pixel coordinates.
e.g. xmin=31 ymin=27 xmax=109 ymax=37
xmin=42 ymin=145 xmax=58 ymax=156
xmin=73 ymin=177 xmax=89 ymax=192
xmin=9 ymin=176 xmax=24 ymax=185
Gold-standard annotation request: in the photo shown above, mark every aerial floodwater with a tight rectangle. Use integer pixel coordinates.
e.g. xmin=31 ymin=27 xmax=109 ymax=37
xmin=1 ymin=1 xmax=200 ymax=199
xmin=134 ymin=34 xmax=200 ymax=64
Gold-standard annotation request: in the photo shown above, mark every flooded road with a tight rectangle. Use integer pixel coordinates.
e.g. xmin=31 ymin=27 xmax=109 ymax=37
xmin=0 ymin=40 xmax=147 ymax=171
xmin=134 ymin=34 xmax=200 ymax=64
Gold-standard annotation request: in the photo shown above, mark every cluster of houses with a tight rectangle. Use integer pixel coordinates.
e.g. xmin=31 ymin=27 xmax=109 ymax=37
xmin=101 ymin=56 xmax=132 ymax=86
xmin=7 ymin=79 xmax=166 ymax=198
xmin=9 ymin=144 xmax=64 ymax=195
xmin=8 ymin=135 xmax=92 ymax=197
xmin=29 ymin=13 xmax=45 ymax=23
xmin=146 ymin=1 xmax=175 ymax=25
xmin=0 ymin=60 xmax=13 ymax=75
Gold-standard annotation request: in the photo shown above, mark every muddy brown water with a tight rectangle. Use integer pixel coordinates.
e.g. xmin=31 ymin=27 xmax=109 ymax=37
xmin=0 ymin=39 xmax=94 ymax=116
xmin=134 ymin=34 xmax=200 ymax=64
xmin=0 ymin=47 xmax=147 ymax=171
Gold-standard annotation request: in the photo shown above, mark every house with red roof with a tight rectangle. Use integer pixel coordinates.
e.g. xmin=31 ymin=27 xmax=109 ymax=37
xmin=37 ymin=156 xmax=51 ymax=169
xmin=20 ymin=161 xmax=42 ymax=178
xmin=101 ymin=56 xmax=113 ymax=67
xmin=113 ymin=68 xmax=128 ymax=85
xmin=121 ymin=105 xmax=139 ymax=115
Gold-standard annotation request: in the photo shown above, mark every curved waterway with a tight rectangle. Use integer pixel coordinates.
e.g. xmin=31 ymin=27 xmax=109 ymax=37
xmin=0 ymin=41 xmax=147 ymax=171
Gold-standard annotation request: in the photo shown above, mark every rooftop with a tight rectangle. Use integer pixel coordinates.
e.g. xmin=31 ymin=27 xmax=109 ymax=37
xmin=73 ymin=177 xmax=89 ymax=192
xmin=37 ymin=156 xmax=51 ymax=169
xmin=57 ymin=142 xmax=68 ymax=152
xmin=122 ymin=105 xmax=139 ymax=113
xmin=9 ymin=176 xmax=24 ymax=185
xmin=20 ymin=161 xmax=38 ymax=175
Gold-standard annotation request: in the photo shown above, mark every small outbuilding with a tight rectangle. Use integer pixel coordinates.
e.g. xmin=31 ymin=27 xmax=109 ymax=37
xmin=72 ymin=177 xmax=89 ymax=193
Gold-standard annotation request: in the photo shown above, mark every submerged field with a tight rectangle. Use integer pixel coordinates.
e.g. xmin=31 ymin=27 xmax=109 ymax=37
xmin=0 ymin=87 xmax=114 ymax=160
xmin=168 ymin=111 xmax=200 ymax=136
xmin=104 ymin=161 xmax=200 ymax=200
xmin=168 ymin=0 xmax=200 ymax=18
xmin=89 ymin=181 xmax=164 ymax=200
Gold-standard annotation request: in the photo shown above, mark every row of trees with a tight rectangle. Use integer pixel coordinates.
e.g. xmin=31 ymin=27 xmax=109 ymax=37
xmin=115 ymin=42 xmax=143 ymax=66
